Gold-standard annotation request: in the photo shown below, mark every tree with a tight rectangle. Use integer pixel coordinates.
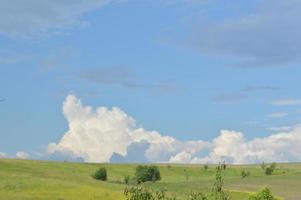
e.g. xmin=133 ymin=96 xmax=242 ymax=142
xmin=135 ymin=165 xmax=161 ymax=184
xmin=124 ymin=175 xmax=130 ymax=185
xmin=93 ymin=167 xmax=107 ymax=181
xmin=261 ymin=162 xmax=266 ymax=170
xmin=204 ymin=165 xmax=209 ymax=171
xmin=241 ymin=169 xmax=250 ymax=178
xmin=265 ymin=163 xmax=276 ymax=176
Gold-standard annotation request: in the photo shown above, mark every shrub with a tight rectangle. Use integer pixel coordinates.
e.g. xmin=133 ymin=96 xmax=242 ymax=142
xmin=124 ymin=175 xmax=130 ymax=185
xmin=135 ymin=165 xmax=161 ymax=184
xmin=261 ymin=162 xmax=266 ymax=170
xmin=248 ymin=187 xmax=277 ymax=200
xmin=93 ymin=167 xmax=107 ymax=181
xmin=264 ymin=163 xmax=277 ymax=175
xmin=204 ymin=165 xmax=209 ymax=171
xmin=124 ymin=187 xmax=176 ymax=200
xmin=265 ymin=167 xmax=273 ymax=175
xmin=270 ymin=163 xmax=276 ymax=171
xmin=241 ymin=169 xmax=250 ymax=178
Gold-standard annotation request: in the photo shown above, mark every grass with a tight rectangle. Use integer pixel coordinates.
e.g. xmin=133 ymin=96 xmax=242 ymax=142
xmin=0 ymin=159 xmax=300 ymax=200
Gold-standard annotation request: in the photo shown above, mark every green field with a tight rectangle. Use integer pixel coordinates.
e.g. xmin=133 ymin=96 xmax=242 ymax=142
xmin=0 ymin=159 xmax=300 ymax=200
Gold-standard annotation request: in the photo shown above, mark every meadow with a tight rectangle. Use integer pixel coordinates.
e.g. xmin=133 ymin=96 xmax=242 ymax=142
xmin=0 ymin=159 xmax=300 ymax=200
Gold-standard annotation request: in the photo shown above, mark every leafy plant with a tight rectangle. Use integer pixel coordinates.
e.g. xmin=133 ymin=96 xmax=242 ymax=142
xmin=124 ymin=175 xmax=130 ymax=185
xmin=248 ymin=187 xmax=277 ymax=200
xmin=124 ymin=187 xmax=176 ymax=200
xmin=241 ymin=169 xmax=251 ymax=178
xmin=92 ymin=167 xmax=107 ymax=181
xmin=135 ymin=165 xmax=161 ymax=184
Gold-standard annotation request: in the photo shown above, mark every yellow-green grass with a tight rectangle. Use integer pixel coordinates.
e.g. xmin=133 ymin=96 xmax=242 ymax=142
xmin=0 ymin=159 xmax=299 ymax=200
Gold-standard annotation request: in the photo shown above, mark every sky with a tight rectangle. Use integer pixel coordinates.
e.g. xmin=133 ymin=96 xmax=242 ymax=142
xmin=1 ymin=0 xmax=301 ymax=163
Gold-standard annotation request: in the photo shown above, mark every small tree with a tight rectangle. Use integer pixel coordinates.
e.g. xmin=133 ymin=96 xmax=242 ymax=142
xmin=265 ymin=163 xmax=276 ymax=176
xmin=206 ymin=164 xmax=230 ymax=200
xmin=241 ymin=169 xmax=250 ymax=178
xmin=261 ymin=162 xmax=266 ymax=170
xmin=93 ymin=167 xmax=107 ymax=181
xmin=124 ymin=175 xmax=130 ymax=185
xmin=270 ymin=163 xmax=276 ymax=171
xmin=265 ymin=167 xmax=273 ymax=175
xmin=204 ymin=165 xmax=209 ymax=171
xmin=135 ymin=165 xmax=161 ymax=184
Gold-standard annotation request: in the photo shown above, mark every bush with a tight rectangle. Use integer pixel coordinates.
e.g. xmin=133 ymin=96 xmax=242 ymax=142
xmin=124 ymin=187 xmax=176 ymax=200
xmin=270 ymin=163 xmax=276 ymax=171
xmin=124 ymin=175 xmax=130 ymax=185
xmin=241 ymin=169 xmax=250 ymax=178
xmin=135 ymin=165 xmax=161 ymax=184
xmin=265 ymin=167 xmax=273 ymax=175
xmin=248 ymin=187 xmax=277 ymax=200
xmin=265 ymin=163 xmax=277 ymax=175
xmin=204 ymin=165 xmax=209 ymax=171
xmin=261 ymin=162 xmax=266 ymax=170
xmin=93 ymin=167 xmax=107 ymax=181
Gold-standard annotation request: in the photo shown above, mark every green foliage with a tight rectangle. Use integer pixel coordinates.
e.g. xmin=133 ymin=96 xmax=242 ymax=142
xmin=261 ymin=162 xmax=266 ymax=170
xmin=92 ymin=167 xmax=107 ymax=181
xmin=265 ymin=163 xmax=277 ymax=175
xmin=241 ymin=169 xmax=251 ymax=178
xmin=206 ymin=164 xmax=230 ymax=200
xmin=265 ymin=167 xmax=273 ymax=175
xmin=188 ymin=192 xmax=207 ymax=200
xmin=124 ymin=175 xmax=130 ymax=185
xmin=135 ymin=165 xmax=161 ymax=184
xmin=270 ymin=163 xmax=276 ymax=171
xmin=184 ymin=169 xmax=189 ymax=181
xmin=204 ymin=165 xmax=209 ymax=171
xmin=124 ymin=187 xmax=176 ymax=200
xmin=248 ymin=188 xmax=277 ymax=200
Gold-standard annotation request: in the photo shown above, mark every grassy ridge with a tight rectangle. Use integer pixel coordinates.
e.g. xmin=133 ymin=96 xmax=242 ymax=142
xmin=0 ymin=159 xmax=300 ymax=200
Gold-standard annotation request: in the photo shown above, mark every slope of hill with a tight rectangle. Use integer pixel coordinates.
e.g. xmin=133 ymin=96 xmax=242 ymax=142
xmin=1 ymin=159 xmax=300 ymax=200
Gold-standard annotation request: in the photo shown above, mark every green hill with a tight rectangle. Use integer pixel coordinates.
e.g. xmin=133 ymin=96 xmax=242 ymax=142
xmin=1 ymin=159 xmax=300 ymax=200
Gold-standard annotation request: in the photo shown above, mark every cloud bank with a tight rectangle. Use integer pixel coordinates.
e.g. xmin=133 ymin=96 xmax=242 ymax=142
xmin=48 ymin=95 xmax=301 ymax=164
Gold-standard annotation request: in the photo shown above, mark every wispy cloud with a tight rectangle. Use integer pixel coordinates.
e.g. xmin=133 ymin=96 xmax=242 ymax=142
xmin=0 ymin=0 xmax=119 ymax=37
xmin=267 ymin=112 xmax=288 ymax=118
xmin=267 ymin=126 xmax=293 ymax=132
xmin=271 ymin=99 xmax=301 ymax=106
xmin=213 ymin=85 xmax=281 ymax=103
xmin=79 ymin=67 xmax=178 ymax=93
xmin=0 ymin=54 xmax=32 ymax=65
xmin=189 ymin=0 xmax=301 ymax=67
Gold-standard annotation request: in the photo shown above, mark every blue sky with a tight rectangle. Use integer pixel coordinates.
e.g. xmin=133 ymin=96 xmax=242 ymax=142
xmin=1 ymin=0 xmax=301 ymax=163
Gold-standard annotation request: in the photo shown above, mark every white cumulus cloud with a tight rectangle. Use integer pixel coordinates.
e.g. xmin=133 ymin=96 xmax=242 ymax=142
xmin=48 ymin=95 xmax=301 ymax=164
xmin=16 ymin=152 xmax=29 ymax=159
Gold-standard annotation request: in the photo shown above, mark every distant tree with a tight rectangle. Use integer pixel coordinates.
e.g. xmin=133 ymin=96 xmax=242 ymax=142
xmin=241 ymin=169 xmax=250 ymax=178
xmin=93 ymin=167 xmax=107 ymax=181
xmin=265 ymin=167 xmax=273 ymax=175
xmin=204 ymin=165 xmax=209 ymax=171
xmin=124 ymin=175 xmax=130 ymax=185
xmin=265 ymin=163 xmax=276 ymax=176
xmin=135 ymin=165 xmax=161 ymax=184
xmin=184 ymin=169 xmax=189 ymax=182
xmin=261 ymin=162 xmax=266 ymax=170
xmin=270 ymin=163 xmax=276 ymax=171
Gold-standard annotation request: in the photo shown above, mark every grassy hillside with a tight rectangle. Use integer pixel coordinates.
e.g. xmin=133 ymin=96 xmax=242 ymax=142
xmin=0 ymin=159 xmax=300 ymax=200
